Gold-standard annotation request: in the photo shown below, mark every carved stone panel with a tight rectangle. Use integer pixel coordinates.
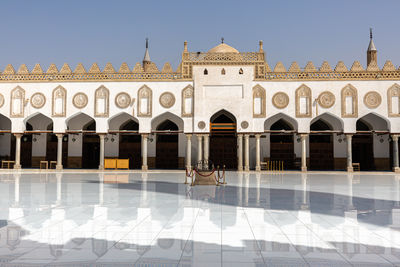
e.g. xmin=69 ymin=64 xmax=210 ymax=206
xmin=318 ymin=91 xmax=335 ymax=108
xmin=341 ymin=84 xmax=358 ymax=118
xmin=73 ymin=93 xmax=88 ymax=109
xmin=363 ymin=91 xmax=381 ymax=109
xmin=388 ymin=84 xmax=400 ymax=117
xmin=0 ymin=93 xmax=4 ymax=108
xmin=137 ymin=85 xmax=152 ymax=117
xmin=159 ymin=92 xmax=175 ymax=108
xmin=253 ymin=84 xmax=266 ymax=118
xmin=181 ymin=85 xmax=194 ymax=117
xmin=31 ymin=93 xmax=46 ymax=109
xmin=115 ymin=92 xmax=131 ymax=109
xmin=295 ymin=84 xmax=312 ymax=118
xmin=52 ymin=86 xmax=66 ymax=117
xmin=10 ymin=86 xmax=25 ymax=118
xmin=272 ymin=92 xmax=289 ymax=109
xmin=95 ymin=86 xmax=109 ymax=117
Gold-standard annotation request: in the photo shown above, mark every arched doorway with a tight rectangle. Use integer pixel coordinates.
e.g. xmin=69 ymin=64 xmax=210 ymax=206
xmin=210 ymin=110 xmax=237 ymax=169
xmin=156 ymin=120 xmax=179 ymax=169
xmin=119 ymin=120 xmax=141 ymax=169
xmin=82 ymin=121 xmax=99 ymax=169
xmin=20 ymin=123 xmax=32 ymax=168
xmin=270 ymin=119 xmax=295 ymax=169
xmin=309 ymin=120 xmax=334 ymax=170
xmin=353 ymin=120 xmax=374 ymax=171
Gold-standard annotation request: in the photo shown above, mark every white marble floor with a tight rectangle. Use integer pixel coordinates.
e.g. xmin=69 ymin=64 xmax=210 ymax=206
xmin=1 ymin=171 xmax=400 ymax=266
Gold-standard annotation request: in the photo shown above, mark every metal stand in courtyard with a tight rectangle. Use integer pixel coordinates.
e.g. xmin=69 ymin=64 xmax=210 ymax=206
xmin=185 ymin=159 xmax=226 ymax=186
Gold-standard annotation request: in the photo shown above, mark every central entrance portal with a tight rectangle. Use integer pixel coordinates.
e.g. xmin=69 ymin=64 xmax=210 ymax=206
xmin=209 ymin=110 xmax=237 ymax=169
xmin=309 ymin=120 xmax=334 ymax=170
xmin=270 ymin=119 xmax=295 ymax=169
xmin=156 ymin=120 xmax=179 ymax=169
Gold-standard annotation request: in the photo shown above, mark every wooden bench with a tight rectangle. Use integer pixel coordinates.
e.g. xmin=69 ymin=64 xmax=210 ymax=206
xmin=49 ymin=161 xmax=57 ymax=169
xmin=40 ymin=161 xmax=48 ymax=169
xmin=104 ymin=158 xmax=117 ymax=169
xmin=352 ymin=163 xmax=360 ymax=171
xmin=1 ymin=160 xmax=15 ymax=169
xmin=116 ymin=159 xmax=129 ymax=170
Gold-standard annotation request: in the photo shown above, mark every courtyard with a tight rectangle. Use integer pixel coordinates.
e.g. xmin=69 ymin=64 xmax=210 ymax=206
xmin=0 ymin=170 xmax=399 ymax=266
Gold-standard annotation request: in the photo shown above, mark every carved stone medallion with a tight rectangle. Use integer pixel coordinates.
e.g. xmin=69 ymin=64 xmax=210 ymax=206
xmin=0 ymin=93 xmax=4 ymax=108
xmin=198 ymin=121 xmax=206 ymax=129
xmin=318 ymin=91 xmax=335 ymax=108
xmin=115 ymin=92 xmax=131 ymax=108
xmin=241 ymin=121 xmax=249 ymax=129
xmin=364 ymin=91 xmax=381 ymax=109
xmin=30 ymin=93 xmax=46 ymax=109
xmin=73 ymin=92 xmax=88 ymax=109
xmin=159 ymin=92 xmax=175 ymax=108
xmin=272 ymin=92 xmax=289 ymax=109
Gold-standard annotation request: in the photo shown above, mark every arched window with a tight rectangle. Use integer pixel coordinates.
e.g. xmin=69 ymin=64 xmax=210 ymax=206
xmin=239 ymin=68 xmax=243 ymax=74
xmin=10 ymin=86 xmax=25 ymax=118
xmin=52 ymin=86 xmax=66 ymax=117
xmin=94 ymin=86 xmax=109 ymax=117
xmin=388 ymin=84 xmax=400 ymax=117
xmin=137 ymin=85 xmax=152 ymax=117
xmin=341 ymin=84 xmax=358 ymax=118
xmin=203 ymin=69 xmax=208 ymax=75
xmin=295 ymin=84 xmax=312 ymax=117
xmin=181 ymin=85 xmax=194 ymax=117
xmin=221 ymin=68 xmax=226 ymax=75
xmin=252 ymin=85 xmax=266 ymax=118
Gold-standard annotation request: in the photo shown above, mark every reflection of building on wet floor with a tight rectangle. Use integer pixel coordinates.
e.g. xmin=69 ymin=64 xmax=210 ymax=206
xmin=1 ymin=32 xmax=400 ymax=174
xmin=1 ymin=172 xmax=400 ymax=265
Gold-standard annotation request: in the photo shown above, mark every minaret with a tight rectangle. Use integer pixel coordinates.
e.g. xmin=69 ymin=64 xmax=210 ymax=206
xmin=143 ymin=38 xmax=151 ymax=72
xmin=367 ymin=28 xmax=377 ymax=66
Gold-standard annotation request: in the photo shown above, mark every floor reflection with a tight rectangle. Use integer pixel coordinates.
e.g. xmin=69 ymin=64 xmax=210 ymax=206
xmin=0 ymin=171 xmax=399 ymax=266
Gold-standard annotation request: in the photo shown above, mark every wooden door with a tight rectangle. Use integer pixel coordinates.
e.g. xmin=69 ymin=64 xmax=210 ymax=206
xmin=309 ymin=134 xmax=334 ymax=170
xmin=119 ymin=134 xmax=141 ymax=169
xmin=82 ymin=135 xmax=100 ymax=169
xmin=210 ymin=134 xmax=237 ymax=169
xmin=353 ymin=134 xmax=374 ymax=170
xmin=20 ymin=135 xmax=32 ymax=168
xmin=156 ymin=134 xmax=178 ymax=169
xmin=270 ymin=134 xmax=294 ymax=169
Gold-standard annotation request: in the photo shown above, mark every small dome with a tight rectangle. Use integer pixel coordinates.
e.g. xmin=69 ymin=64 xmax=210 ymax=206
xmin=208 ymin=43 xmax=239 ymax=53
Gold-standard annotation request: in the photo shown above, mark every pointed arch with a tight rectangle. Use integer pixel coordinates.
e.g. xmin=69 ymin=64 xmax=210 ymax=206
xmin=151 ymin=112 xmax=183 ymax=131
xmin=210 ymin=109 xmax=237 ymax=123
xmin=181 ymin=85 xmax=194 ymax=117
xmin=357 ymin=112 xmax=390 ymax=131
xmin=388 ymin=83 xmax=400 ymax=117
xmin=24 ymin=112 xmax=53 ymax=131
xmin=203 ymin=69 xmax=208 ymax=75
xmin=108 ymin=112 xmax=139 ymax=131
xmin=52 ymin=85 xmax=66 ymax=117
xmin=264 ymin=113 xmax=298 ymax=131
xmin=341 ymin=84 xmax=358 ymax=118
xmin=221 ymin=68 xmax=226 ymax=75
xmin=137 ymin=85 xmax=152 ymax=117
xmin=94 ymin=85 xmax=109 ymax=117
xmin=66 ymin=112 xmax=95 ymax=131
xmin=10 ymin=86 xmax=25 ymax=118
xmin=253 ymin=84 xmax=266 ymax=118
xmin=310 ymin=112 xmax=343 ymax=131
xmin=295 ymin=84 xmax=312 ymax=117
xmin=0 ymin=113 xmax=11 ymax=130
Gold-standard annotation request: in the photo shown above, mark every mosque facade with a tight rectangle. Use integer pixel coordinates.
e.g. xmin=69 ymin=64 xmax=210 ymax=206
xmin=0 ymin=34 xmax=400 ymax=172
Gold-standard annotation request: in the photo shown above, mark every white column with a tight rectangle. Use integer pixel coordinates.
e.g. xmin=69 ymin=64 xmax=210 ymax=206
xmin=244 ymin=134 xmax=250 ymax=171
xmin=197 ymin=135 xmax=203 ymax=164
xmin=56 ymin=134 xmax=63 ymax=170
xmin=237 ymin=134 xmax=243 ymax=171
xmin=346 ymin=134 xmax=353 ymax=172
xmin=98 ymin=134 xmax=105 ymax=170
xmin=14 ymin=133 xmax=22 ymax=169
xmin=301 ymin=134 xmax=308 ymax=172
xmin=255 ymin=134 xmax=261 ymax=171
xmin=141 ymin=134 xmax=148 ymax=170
xmin=393 ymin=135 xmax=400 ymax=173
xmin=203 ymin=134 xmax=209 ymax=163
xmin=186 ymin=134 xmax=192 ymax=170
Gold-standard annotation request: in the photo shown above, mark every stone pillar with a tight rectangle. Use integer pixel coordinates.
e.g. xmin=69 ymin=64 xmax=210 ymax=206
xmin=393 ymin=135 xmax=400 ymax=173
xmin=56 ymin=134 xmax=64 ymax=170
xmin=300 ymin=134 xmax=308 ymax=172
xmin=98 ymin=134 xmax=105 ymax=170
xmin=141 ymin=134 xmax=148 ymax=171
xmin=203 ymin=134 xmax=209 ymax=163
xmin=346 ymin=134 xmax=353 ymax=172
xmin=13 ymin=133 xmax=22 ymax=169
xmin=237 ymin=134 xmax=243 ymax=171
xmin=244 ymin=134 xmax=250 ymax=171
xmin=255 ymin=134 xmax=261 ymax=171
xmin=197 ymin=135 xmax=203 ymax=163
xmin=186 ymin=134 xmax=192 ymax=170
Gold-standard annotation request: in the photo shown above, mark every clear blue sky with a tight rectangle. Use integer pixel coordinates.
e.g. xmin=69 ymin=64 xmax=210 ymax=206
xmin=0 ymin=0 xmax=399 ymax=71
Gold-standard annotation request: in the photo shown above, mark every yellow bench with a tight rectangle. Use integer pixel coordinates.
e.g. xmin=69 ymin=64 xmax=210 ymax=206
xmin=104 ymin=158 xmax=129 ymax=170
xmin=117 ymin=159 xmax=129 ymax=170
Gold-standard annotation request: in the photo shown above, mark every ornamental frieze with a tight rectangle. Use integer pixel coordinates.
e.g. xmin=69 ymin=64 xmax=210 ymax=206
xmin=73 ymin=93 xmax=88 ymax=109
xmin=272 ymin=92 xmax=289 ymax=109
xmin=30 ymin=93 xmax=46 ymax=109
xmin=115 ymin=92 xmax=131 ymax=109
xmin=364 ymin=91 xmax=381 ymax=109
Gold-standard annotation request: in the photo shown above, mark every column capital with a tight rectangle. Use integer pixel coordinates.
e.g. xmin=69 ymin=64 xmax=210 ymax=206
xmin=255 ymin=134 xmax=261 ymax=138
xmin=300 ymin=133 xmax=308 ymax=139
xmin=13 ymin=133 xmax=23 ymax=138
xmin=141 ymin=133 xmax=149 ymax=137
xmin=392 ymin=134 xmax=400 ymax=141
xmin=185 ymin=133 xmax=192 ymax=139
xmin=55 ymin=133 xmax=64 ymax=138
